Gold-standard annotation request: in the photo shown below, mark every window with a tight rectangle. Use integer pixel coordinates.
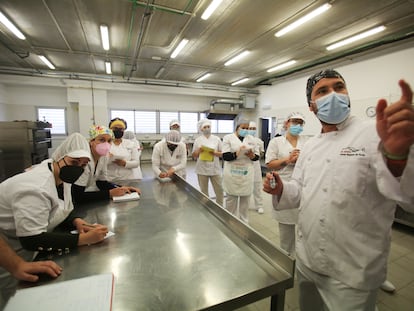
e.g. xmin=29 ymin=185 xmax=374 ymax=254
xmin=160 ymin=111 xmax=178 ymax=133
xmin=180 ymin=112 xmax=198 ymax=133
xmin=110 ymin=110 xmax=134 ymax=130
xmin=37 ymin=107 xmax=66 ymax=134
xmin=217 ymin=120 xmax=234 ymax=133
xmin=110 ymin=110 xmax=157 ymax=133
xmin=199 ymin=113 xmax=233 ymax=134
xmin=135 ymin=111 xmax=156 ymax=133
xmin=109 ymin=109 xmax=220 ymax=134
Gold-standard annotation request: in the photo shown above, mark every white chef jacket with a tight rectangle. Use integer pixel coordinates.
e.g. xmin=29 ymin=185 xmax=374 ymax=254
xmin=265 ymin=135 xmax=308 ymax=224
xmin=107 ymin=139 xmax=140 ymax=182
xmin=222 ymin=133 xmax=259 ymax=196
xmin=252 ymin=136 xmax=265 ymax=182
xmin=152 ymin=141 xmax=187 ymax=177
xmin=76 ymin=155 xmax=109 ymax=191
xmin=0 ymin=160 xmax=73 ymax=250
xmin=192 ymin=134 xmax=222 ymax=176
xmin=275 ymin=116 xmax=414 ymax=290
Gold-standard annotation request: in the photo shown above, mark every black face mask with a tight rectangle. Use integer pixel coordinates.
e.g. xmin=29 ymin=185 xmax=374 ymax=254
xmin=59 ymin=159 xmax=84 ymax=184
xmin=113 ymin=129 xmax=124 ymax=139
xmin=167 ymin=144 xmax=177 ymax=152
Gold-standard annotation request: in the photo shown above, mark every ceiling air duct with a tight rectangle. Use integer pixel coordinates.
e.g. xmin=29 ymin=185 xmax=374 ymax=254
xmin=205 ymin=98 xmax=243 ymax=120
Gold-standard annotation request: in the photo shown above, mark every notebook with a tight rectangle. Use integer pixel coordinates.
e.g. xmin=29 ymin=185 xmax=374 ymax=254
xmin=199 ymin=145 xmax=215 ymax=162
xmin=5 ymin=273 xmax=114 ymax=311
xmin=112 ymin=191 xmax=140 ymax=202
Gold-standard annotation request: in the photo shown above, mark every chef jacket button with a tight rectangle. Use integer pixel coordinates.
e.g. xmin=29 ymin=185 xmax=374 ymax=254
xmin=37 ymin=246 xmax=44 ymax=251
xmin=64 ymin=248 xmax=70 ymax=254
xmin=47 ymin=247 xmax=53 ymax=252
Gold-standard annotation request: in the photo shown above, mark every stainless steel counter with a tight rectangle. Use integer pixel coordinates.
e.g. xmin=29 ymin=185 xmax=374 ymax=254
xmin=28 ymin=177 xmax=295 ymax=310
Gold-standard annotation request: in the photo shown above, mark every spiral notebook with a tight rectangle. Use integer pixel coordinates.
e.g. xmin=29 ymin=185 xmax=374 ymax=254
xmin=112 ymin=191 xmax=140 ymax=202
xmin=5 ymin=273 xmax=114 ymax=311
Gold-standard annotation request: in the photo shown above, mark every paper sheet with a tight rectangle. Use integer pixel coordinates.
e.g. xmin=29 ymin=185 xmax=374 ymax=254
xmin=5 ymin=273 xmax=114 ymax=311
xmin=70 ymin=229 xmax=115 ymax=240
xmin=199 ymin=145 xmax=214 ymax=162
xmin=112 ymin=192 xmax=140 ymax=202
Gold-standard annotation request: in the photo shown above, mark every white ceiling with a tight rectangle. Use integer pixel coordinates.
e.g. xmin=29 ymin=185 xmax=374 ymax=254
xmin=0 ymin=0 xmax=413 ymax=90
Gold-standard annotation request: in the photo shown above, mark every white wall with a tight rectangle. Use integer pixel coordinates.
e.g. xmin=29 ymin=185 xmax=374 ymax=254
xmin=255 ymin=46 xmax=414 ymax=136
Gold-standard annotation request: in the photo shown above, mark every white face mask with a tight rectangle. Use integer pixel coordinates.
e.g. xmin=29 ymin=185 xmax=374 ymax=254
xmin=315 ymin=92 xmax=350 ymax=124
xmin=202 ymin=128 xmax=211 ymax=135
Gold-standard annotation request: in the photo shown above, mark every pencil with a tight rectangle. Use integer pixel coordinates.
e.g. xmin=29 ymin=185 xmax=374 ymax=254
xmin=82 ymin=223 xmax=96 ymax=228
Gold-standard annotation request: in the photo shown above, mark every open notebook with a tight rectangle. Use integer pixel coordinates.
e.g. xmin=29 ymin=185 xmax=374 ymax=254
xmin=5 ymin=273 xmax=114 ymax=311
xmin=112 ymin=191 xmax=140 ymax=202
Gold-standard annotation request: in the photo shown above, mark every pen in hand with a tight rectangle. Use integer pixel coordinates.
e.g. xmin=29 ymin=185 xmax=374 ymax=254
xmin=82 ymin=223 xmax=97 ymax=228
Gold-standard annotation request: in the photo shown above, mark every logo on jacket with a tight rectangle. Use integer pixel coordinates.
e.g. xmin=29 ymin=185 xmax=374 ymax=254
xmin=339 ymin=147 xmax=366 ymax=157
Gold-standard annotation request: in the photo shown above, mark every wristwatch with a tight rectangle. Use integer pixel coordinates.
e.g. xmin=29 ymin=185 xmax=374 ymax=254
xmin=366 ymin=106 xmax=376 ymax=118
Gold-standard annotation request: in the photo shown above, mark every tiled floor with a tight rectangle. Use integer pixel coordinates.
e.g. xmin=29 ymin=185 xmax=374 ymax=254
xmin=141 ymin=161 xmax=414 ymax=311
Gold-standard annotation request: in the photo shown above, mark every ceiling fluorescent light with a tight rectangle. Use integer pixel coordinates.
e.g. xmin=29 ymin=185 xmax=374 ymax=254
xmin=326 ymin=25 xmax=386 ymax=51
xmin=231 ymin=78 xmax=249 ymax=86
xmin=275 ymin=3 xmax=331 ymax=37
xmin=267 ymin=60 xmax=296 ymax=73
xmin=201 ymin=0 xmax=223 ymax=20
xmin=0 ymin=11 xmax=25 ymax=40
xmin=224 ymin=50 xmax=250 ymax=66
xmin=38 ymin=55 xmax=55 ymax=70
xmin=171 ymin=39 xmax=189 ymax=59
xmin=155 ymin=66 xmax=165 ymax=78
xmin=196 ymin=73 xmax=211 ymax=82
xmin=105 ymin=61 xmax=112 ymax=74
xmin=100 ymin=24 xmax=110 ymax=50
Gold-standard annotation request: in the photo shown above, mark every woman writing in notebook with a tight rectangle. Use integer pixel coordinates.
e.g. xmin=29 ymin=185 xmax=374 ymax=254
xmin=0 ymin=133 xmax=108 ymax=290
xmin=71 ymin=125 xmax=140 ymax=206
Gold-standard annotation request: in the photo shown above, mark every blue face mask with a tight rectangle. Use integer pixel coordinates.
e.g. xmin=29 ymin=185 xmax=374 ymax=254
xmin=289 ymin=125 xmax=303 ymax=136
xmin=315 ymin=92 xmax=350 ymax=124
xmin=238 ymin=129 xmax=248 ymax=137
xmin=248 ymin=130 xmax=256 ymax=136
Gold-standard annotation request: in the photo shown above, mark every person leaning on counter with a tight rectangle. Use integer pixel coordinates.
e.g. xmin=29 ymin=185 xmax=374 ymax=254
xmin=0 ymin=132 xmax=108 ymax=279
xmin=264 ymin=69 xmax=414 ymax=311
xmin=71 ymin=125 xmax=141 ymax=206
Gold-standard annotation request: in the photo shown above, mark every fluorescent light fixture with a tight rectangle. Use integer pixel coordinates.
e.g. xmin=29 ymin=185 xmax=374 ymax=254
xmin=224 ymin=50 xmax=250 ymax=66
xmin=171 ymin=38 xmax=189 ymax=59
xmin=231 ymin=78 xmax=249 ymax=86
xmin=38 ymin=55 xmax=55 ymax=70
xmin=275 ymin=3 xmax=331 ymax=37
xmin=105 ymin=61 xmax=112 ymax=74
xmin=0 ymin=11 xmax=25 ymax=40
xmin=196 ymin=73 xmax=211 ymax=82
xmin=201 ymin=0 xmax=223 ymax=20
xmin=267 ymin=60 xmax=297 ymax=73
xmin=326 ymin=25 xmax=386 ymax=50
xmin=100 ymin=24 xmax=110 ymax=50
xmin=155 ymin=66 xmax=165 ymax=78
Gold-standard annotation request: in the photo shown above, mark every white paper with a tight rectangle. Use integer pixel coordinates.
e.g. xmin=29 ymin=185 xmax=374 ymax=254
xmin=5 ymin=273 xmax=114 ymax=311
xmin=70 ymin=229 xmax=115 ymax=240
xmin=112 ymin=192 xmax=140 ymax=202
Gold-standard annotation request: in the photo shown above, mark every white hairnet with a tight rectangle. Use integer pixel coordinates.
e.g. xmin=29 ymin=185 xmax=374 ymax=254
xmin=165 ymin=130 xmax=181 ymax=145
xmin=51 ymin=133 xmax=91 ymax=161
xmin=169 ymin=119 xmax=180 ymax=127
xmin=287 ymin=112 xmax=305 ymax=122
xmin=198 ymin=118 xmax=211 ymax=131
xmin=249 ymin=121 xmax=257 ymax=128
xmin=123 ymin=131 xmax=136 ymax=140
xmin=235 ymin=118 xmax=249 ymax=130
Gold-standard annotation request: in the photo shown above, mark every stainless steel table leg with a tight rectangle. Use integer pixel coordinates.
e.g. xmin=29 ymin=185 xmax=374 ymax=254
xmin=270 ymin=292 xmax=285 ymax=311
